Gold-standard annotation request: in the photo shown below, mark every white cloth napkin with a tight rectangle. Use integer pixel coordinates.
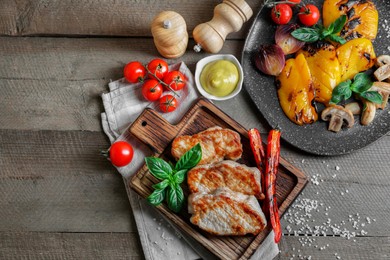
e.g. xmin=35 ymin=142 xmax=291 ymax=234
xmin=101 ymin=62 xmax=279 ymax=259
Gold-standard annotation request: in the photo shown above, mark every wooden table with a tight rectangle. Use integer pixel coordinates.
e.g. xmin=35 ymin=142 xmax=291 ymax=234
xmin=1 ymin=0 xmax=389 ymax=259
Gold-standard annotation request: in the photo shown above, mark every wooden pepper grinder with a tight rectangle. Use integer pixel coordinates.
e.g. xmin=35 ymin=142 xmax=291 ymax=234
xmin=193 ymin=0 xmax=253 ymax=53
xmin=151 ymin=11 xmax=188 ymax=59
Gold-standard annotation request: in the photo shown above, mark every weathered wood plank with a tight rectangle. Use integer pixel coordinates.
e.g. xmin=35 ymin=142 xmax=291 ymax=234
xmin=0 ymin=231 xmax=388 ymax=260
xmin=0 ymin=129 xmax=138 ymax=232
xmin=0 ymin=231 xmax=143 ymax=259
xmin=278 ymin=236 xmax=390 ymax=259
xmin=0 ymin=0 xmax=265 ymax=37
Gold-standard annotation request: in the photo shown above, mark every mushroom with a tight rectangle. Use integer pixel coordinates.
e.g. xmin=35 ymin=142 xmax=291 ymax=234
xmin=369 ymin=81 xmax=390 ymax=109
xmin=361 ymin=100 xmax=376 ymax=126
xmin=374 ymin=55 xmax=390 ymax=82
xmin=321 ymin=105 xmax=355 ymax=132
xmin=345 ymin=102 xmax=362 ymax=115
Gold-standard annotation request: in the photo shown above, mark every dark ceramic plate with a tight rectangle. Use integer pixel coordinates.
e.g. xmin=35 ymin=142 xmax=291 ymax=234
xmin=242 ymin=0 xmax=390 ymax=156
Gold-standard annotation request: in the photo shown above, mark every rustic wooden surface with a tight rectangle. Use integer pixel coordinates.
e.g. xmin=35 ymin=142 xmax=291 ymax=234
xmin=0 ymin=0 xmax=389 ymax=259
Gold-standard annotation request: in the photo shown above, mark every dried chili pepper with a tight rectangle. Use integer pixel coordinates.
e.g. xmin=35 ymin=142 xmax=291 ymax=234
xmin=248 ymin=128 xmax=266 ymax=201
xmin=265 ymin=128 xmax=282 ymax=243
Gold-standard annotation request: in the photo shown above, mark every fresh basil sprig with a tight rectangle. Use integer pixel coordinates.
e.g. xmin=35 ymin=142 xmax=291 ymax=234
xmin=330 ymin=72 xmax=383 ymax=105
xmin=291 ymin=15 xmax=347 ymax=44
xmin=146 ymin=143 xmax=202 ymax=213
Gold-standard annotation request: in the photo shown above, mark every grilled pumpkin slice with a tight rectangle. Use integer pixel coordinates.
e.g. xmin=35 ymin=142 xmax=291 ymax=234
xmin=298 ymin=42 xmax=341 ymax=105
xmin=323 ymin=0 xmax=378 ymax=41
xmin=276 ymin=53 xmax=318 ymax=125
xmin=336 ymin=38 xmax=376 ymax=82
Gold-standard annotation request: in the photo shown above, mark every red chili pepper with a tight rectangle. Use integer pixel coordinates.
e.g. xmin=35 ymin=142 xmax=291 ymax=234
xmin=248 ymin=128 xmax=266 ymax=201
xmin=265 ymin=128 xmax=282 ymax=243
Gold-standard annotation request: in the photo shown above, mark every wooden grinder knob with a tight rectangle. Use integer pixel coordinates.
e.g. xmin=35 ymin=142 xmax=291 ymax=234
xmin=193 ymin=0 xmax=253 ymax=53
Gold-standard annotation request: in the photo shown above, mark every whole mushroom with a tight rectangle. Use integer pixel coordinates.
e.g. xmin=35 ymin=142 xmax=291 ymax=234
xmin=321 ymin=105 xmax=355 ymax=132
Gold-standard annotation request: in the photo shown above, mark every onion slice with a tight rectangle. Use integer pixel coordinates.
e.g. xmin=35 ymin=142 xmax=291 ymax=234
xmin=254 ymin=44 xmax=285 ymax=76
xmin=275 ymin=24 xmax=305 ymax=55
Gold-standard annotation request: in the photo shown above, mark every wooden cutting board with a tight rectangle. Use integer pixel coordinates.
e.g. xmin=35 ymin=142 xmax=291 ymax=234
xmin=128 ymin=98 xmax=308 ymax=260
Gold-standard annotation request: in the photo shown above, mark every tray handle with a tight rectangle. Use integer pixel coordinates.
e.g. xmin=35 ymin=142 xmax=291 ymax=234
xmin=129 ymin=108 xmax=179 ymax=154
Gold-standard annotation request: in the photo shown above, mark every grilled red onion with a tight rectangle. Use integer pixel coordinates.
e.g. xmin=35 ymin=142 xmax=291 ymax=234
xmin=254 ymin=44 xmax=285 ymax=76
xmin=275 ymin=24 xmax=305 ymax=55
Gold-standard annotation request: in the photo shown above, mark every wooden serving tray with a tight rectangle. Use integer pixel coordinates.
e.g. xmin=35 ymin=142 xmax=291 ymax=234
xmin=129 ymin=98 xmax=308 ymax=260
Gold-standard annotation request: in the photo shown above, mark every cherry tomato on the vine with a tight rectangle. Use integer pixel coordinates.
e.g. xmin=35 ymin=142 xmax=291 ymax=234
xmin=271 ymin=4 xmax=292 ymax=25
xmin=147 ymin=58 xmax=169 ymax=80
xmin=123 ymin=61 xmax=146 ymax=83
xmin=159 ymin=95 xmax=178 ymax=113
xmin=163 ymin=71 xmax=186 ymax=91
xmin=298 ymin=4 xmax=320 ymax=27
xmin=285 ymin=0 xmax=301 ymax=7
xmin=109 ymin=141 xmax=134 ymax=167
xmin=142 ymin=79 xmax=163 ymax=101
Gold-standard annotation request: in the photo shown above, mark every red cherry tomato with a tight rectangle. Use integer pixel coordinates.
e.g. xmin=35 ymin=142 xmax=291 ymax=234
xmin=159 ymin=95 xmax=178 ymax=113
xmin=298 ymin=4 xmax=320 ymax=27
xmin=163 ymin=71 xmax=186 ymax=91
xmin=147 ymin=59 xmax=169 ymax=80
xmin=109 ymin=141 xmax=134 ymax=167
xmin=142 ymin=79 xmax=163 ymax=101
xmin=271 ymin=4 xmax=292 ymax=25
xmin=123 ymin=61 xmax=146 ymax=83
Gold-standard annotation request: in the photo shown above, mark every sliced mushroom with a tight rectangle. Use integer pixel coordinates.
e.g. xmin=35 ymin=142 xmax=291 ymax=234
xmin=375 ymin=55 xmax=390 ymax=83
xmin=321 ymin=105 xmax=354 ymax=132
xmin=374 ymin=64 xmax=390 ymax=82
xmin=369 ymin=81 xmax=390 ymax=109
xmin=345 ymin=102 xmax=362 ymax=115
xmin=361 ymin=100 xmax=376 ymax=126
xmin=375 ymin=55 xmax=390 ymax=67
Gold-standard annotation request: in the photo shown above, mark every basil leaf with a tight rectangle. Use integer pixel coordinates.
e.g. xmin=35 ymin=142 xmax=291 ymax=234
xmin=173 ymin=169 xmax=187 ymax=184
xmin=152 ymin=179 xmax=169 ymax=190
xmin=147 ymin=188 xmax=166 ymax=206
xmin=323 ymin=24 xmax=334 ymax=37
xmin=327 ymin=34 xmax=346 ymax=45
xmin=145 ymin=157 xmax=172 ymax=180
xmin=360 ymin=91 xmax=383 ymax=104
xmin=350 ymin=73 xmax=372 ymax=93
xmin=330 ymin=94 xmax=343 ymax=105
xmin=332 ymin=15 xmax=347 ymax=34
xmin=333 ymin=80 xmax=352 ymax=96
xmin=167 ymin=184 xmax=184 ymax=213
xmin=175 ymin=143 xmax=202 ymax=171
xmin=291 ymin=28 xmax=320 ymax=42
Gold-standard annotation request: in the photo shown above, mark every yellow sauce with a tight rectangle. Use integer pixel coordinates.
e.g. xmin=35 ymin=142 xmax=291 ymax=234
xmin=200 ymin=60 xmax=239 ymax=97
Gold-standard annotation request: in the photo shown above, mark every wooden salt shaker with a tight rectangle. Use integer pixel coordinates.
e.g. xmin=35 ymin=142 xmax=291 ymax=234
xmin=193 ymin=0 xmax=253 ymax=53
xmin=151 ymin=11 xmax=188 ymax=59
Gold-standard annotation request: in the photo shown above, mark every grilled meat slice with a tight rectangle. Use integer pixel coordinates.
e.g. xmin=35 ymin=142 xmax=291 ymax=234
xmin=187 ymin=160 xmax=264 ymax=199
xmin=171 ymin=126 xmax=243 ymax=165
xmin=188 ymin=188 xmax=267 ymax=236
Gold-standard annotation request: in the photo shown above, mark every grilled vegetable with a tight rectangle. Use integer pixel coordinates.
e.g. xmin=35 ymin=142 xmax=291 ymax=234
xmin=298 ymin=41 xmax=341 ymax=104
xmin=248 ymin=128 xmax=266 ymax=201
xmin=276 ymin=53 xmax=318 ymax=125
xmin=323 ymin=0 xmax=378 ymax=41
xmin=265 ymin=129 xmax=282 ymax=243
xmin=336 ymin=38 xmax=376 ymax=82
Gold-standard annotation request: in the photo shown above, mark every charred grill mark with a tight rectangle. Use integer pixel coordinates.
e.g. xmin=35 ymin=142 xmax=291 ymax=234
xmin=346 ymin=17 xmax=361 ymax=30
xmin=347 ymin=8 xmax=355 ymax=19
xmin=288 ymin=92 xmax=293 ymax=102
xmin=363 ymin=52 xmax=371 ymax=61
xmin=345 ymin=31 xmax=362 ymax=41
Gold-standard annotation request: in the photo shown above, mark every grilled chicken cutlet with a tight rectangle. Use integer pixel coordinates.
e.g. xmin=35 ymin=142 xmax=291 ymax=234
xmin=188 ymin=160 xmax=264 ymax=199
xmin=188 ymin=188 xmax=267 ymax=236
xmin=171 ymin=126 xmax=243 ymax=165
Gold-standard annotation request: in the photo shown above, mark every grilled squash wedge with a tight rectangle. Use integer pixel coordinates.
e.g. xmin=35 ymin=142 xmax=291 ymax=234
xmin=298 ymin=42 xmax=341 ymax=105
xmin=336 ymin=38 xmax=376 ymax=82
xmin=323 ymin=0 xmax=378 ymax=41
xmin=276 ymin=53 xmax=318 ymax=125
